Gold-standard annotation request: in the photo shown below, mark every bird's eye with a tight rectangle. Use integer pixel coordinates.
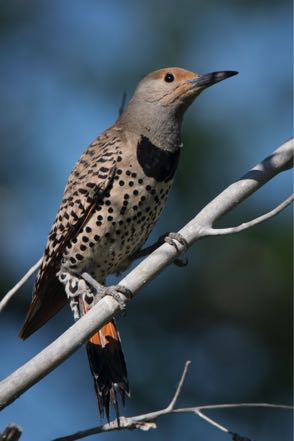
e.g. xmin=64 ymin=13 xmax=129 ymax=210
xmin=164 ymin=73 xmax=175 ymax=83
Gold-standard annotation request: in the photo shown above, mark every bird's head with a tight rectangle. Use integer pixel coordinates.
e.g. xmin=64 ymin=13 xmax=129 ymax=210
xmin=131 ymin=67 xmax=238 ymax=115
xmin=119 ymin=67 xmax=238 ymax=149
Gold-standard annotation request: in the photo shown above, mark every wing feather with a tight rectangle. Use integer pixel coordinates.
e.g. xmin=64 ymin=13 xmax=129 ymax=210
xmin=19 ymin=128 xmax=123 ymax=338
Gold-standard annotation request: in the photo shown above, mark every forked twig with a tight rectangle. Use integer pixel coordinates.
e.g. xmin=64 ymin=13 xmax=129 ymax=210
xmin=53 ymin=361 xmax=293 ymax=441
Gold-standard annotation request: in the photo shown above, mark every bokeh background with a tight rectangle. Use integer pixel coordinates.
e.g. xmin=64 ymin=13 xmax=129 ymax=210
xmin=0 ymin=1 xmax=292 ymax=440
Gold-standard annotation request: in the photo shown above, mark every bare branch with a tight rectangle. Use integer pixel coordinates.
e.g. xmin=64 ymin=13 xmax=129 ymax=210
xmin=205 ymin=194 xmax=294 ymax=236
xmin=53 ymin=361 xmax=293 ymax=441
xmin=0 ymin=138 xmax=292 ymax=412
xmin=166 ymin=360 xmax=191 ymax=410
xmin=0 ymin=258 xmax=42 ymax=313
xmin=193 ymin=408 xmax=229 ymax=434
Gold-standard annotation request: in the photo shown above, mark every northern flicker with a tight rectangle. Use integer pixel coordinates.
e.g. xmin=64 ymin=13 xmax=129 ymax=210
xmin=19 ymin=67 xmax=237 ymax=418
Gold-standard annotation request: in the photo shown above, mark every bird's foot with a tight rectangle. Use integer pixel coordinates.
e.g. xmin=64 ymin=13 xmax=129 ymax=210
xmin=164 ymin=232 xmax=189 ymax=267
xmin=81 ymin=272 xmax=133 ymax=312
xmin=132 ymin=232 xmax=188 ymax=267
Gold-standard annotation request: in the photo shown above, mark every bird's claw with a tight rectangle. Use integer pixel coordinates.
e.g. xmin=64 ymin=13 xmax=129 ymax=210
xmin=81 ymin=272 xmax=133 ymax=312
xmin=164 ymin=232 xmax=188 ymax=250
xmin=164 ymin=233 xmax=188 ymax=267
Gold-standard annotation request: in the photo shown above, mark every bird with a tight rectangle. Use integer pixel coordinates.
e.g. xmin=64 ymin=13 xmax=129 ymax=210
xmin=19 ymin=67 xmax=238 ymax=419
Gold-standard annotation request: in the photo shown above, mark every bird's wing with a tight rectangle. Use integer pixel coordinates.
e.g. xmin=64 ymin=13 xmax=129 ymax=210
xmin=19 ymin=127 xmax=124 ymax=338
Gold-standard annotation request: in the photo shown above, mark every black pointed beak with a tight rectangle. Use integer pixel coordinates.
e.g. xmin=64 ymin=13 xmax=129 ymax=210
xmin=188 ymin=70 xmax=238 ymax=88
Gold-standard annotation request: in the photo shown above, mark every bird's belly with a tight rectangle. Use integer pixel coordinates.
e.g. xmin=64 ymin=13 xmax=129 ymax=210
xmin=61 ymin=177 xmax=172 ymax=281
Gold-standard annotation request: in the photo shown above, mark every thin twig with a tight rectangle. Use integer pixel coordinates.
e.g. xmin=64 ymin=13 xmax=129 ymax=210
xmin=0 ymin=258 xmax=42 ymax=312
xmin=197 ymin=402 xmax=293 ymax=411
xmin=194 ymin=409 xmax=229 ymax=433
xmin=53 ymin=361 xmax=293 ymax=441
xmin=205 ymin=194 xmax=294 ymax=236
xmin=167 ymin=360 xmax=191 ymax=410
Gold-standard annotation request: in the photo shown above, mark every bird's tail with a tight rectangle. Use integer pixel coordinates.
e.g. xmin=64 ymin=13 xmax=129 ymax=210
xmin=86 ymin=319 xmax=129 ymax=420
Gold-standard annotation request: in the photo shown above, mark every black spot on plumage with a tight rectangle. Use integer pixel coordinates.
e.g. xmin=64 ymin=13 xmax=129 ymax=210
xmin=86 ymin=182 xmax=96 ymax=188
xmin=137 ymin=135 xmax=180 ymax=182
xmin=85 ymin=294 xmax=94 ymax=304
xmin=79 ymin=188 xmax=88 ymax=195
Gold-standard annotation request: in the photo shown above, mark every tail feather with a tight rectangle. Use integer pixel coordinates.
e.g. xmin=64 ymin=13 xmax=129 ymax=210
xmin=86 ymin=320 xmax=129 ymax=420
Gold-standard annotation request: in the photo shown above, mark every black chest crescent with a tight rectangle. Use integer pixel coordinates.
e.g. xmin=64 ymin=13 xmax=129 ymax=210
xmin=136 ymin=135 xmax=181 ymax=182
